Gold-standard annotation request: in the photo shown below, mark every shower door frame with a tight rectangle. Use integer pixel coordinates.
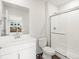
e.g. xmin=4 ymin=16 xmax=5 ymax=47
xmin=49 ymin=6 xmax=79 ymax=58
xmin=49 ymin=6 xmax=79 ymax=47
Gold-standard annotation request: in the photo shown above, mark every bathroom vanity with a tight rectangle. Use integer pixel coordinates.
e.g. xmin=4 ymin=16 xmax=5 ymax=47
xmin=0 ymin=35 xmax=36 ymax=59
xmin=0 ymin=1 xmax=36 ymax=59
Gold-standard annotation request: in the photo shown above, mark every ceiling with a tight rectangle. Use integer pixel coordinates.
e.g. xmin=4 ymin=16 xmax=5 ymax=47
xmin=44 ymin=0 xmax=74 ymax=7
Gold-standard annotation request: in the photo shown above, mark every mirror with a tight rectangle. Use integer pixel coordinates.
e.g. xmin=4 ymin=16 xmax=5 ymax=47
xmin=1 ymin=1 xmax=29 ymax=36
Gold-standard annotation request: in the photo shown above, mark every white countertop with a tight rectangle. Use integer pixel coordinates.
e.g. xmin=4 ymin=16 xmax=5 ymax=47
xmin=0 ymin=34 xmax=36 ymax=56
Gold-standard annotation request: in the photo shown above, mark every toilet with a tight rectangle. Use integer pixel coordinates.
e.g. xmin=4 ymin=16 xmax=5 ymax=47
xmin=38 ymin=37 xmax=56 ymax=59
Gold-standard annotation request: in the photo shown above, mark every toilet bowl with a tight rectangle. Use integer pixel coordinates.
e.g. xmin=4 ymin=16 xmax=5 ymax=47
xmin=38 ymin=37 xmax=55 ymax=59
xmin=43 ymin=47 xmax=55 ymax=55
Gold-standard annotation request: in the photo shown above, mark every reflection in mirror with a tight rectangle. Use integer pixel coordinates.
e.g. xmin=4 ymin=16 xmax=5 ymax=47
xmin=1 ymin=1 xmax=29 ymax=37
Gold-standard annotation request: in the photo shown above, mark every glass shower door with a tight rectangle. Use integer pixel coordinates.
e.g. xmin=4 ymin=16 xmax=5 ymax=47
xmin=50 ymin=13 xmax=67 ymax=57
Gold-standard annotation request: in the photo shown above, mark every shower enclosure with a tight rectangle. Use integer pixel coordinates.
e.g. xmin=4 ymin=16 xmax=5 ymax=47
xmin=50 ymin=12 xmax=68 ymax=59
xmin=50 ymin=6 xmax=79 ymax=59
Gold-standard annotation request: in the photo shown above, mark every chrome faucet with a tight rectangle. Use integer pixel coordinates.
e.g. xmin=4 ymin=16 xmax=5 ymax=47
xmin=15 ymin=32 xmax=20 ymax=39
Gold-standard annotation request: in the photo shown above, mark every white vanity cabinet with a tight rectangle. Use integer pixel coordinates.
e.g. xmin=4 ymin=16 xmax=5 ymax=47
xmin=0 ymin=40 xmax=36 ymax=59
xmin=20 ymin=42 xmax=36 ymax=59
xmin=0 ymin=53 xmax=18 ymax=59
xmin=20 ymin=47 xmax=36 ymax=59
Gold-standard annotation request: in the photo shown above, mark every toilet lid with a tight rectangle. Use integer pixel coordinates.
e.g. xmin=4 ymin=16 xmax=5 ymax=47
xmin=43 ymin=47 xmax=55 ymax=55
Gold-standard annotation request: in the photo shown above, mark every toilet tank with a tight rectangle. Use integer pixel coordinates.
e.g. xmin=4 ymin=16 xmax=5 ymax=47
xmin=38 ymin=37 xmax=47 ymax=48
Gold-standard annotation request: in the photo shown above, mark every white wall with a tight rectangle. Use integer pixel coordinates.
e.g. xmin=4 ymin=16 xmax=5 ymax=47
xmin=48 ymin=2 xmax=58 ymax=16
xmin=0 ymin=0 xmax=3 ymax=35
xmin=60 ymin=0 xmax=79 ymax=11
xmin=47 ymin=2 xmax=58 ymax=46
xmin=0 ymin=0 xmax=46 ymax=38
xmin=0 ymin=0 xmax=2 ymax=19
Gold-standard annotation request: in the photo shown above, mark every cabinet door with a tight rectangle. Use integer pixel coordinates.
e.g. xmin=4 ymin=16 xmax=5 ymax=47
xmin=0 ymin=53 xmax=18 ymax=59
xmin=20 ymin=45 xmax=36 ymax=59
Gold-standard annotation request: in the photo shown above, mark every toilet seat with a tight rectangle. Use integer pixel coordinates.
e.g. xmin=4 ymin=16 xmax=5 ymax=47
xmin=43 ymin=47 xmax=55 ymax=56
